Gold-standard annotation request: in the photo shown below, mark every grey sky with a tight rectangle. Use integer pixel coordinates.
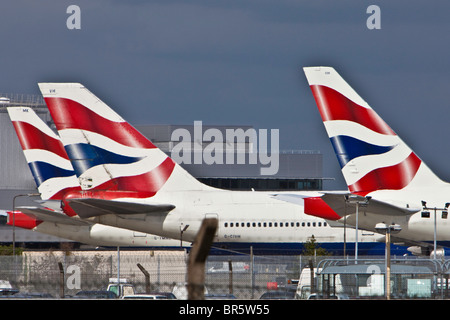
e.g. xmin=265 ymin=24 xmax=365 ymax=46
xmin=1 ymin=1 xmax=450 ymax=189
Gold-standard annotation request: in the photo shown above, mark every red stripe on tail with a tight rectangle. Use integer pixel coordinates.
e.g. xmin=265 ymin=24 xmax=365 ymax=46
xmin=310 ymin=85 xmax=395 ymax=135
xmin=44 ymin=97 xmax=156 ymax=149
xmin=12 ymin=121 xmax=69 ymax=160
xmin=349 ymin=152 xmax=422 ymax=195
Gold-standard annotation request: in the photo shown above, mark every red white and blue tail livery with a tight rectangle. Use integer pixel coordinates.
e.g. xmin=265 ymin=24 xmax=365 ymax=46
xmin=7 ymin=106 xmax=191 ymax=249
xmin=36 ymin=82 xmax=402 ymax=256
xmin=39 ymin=83 xmax=212 ymax=218
xmin=39 ymin=83 xmax=208 ymax=195
xmin=7 ymin=107 xmax=80 ymax=201
xmin=304 ymin=66 xmax=450 ymax=255
xmin=304 ymin=66 xmax=444 ymax=195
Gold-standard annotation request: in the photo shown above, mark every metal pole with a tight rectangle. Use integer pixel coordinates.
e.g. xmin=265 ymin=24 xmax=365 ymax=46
xmin=376 ymin=223 xmax=401 ymax=299
xmin=309 ymin=259 xmax=315 ymax=294
xmin=58 ymin=262 xmax=65 ymax=298
xmin=434 ymin=208 xmax=437 ymax=260
xmin=228 ymin=259 xmax=233 ymax=295
xmin=386 ymin=229 xmax=391 ymax=300
xmin=12 ymin=198 xmax=16 ymax=258
xmin=117 ymin=246 xmax=120 ymax=294
xmin=421 ymin=201 xmax=449 ymax=259
xmin=12 ymin=194 xmax=26 ymax=257
xmin=355 ymin=203 xmax=359 ymax=261
xmin=343 ymin=208 xmax=347 ymax=257
xmin=12 ymin=193 xmax=40 ymax=280
xmin=250 ymin=246 xmax=254 ymax=299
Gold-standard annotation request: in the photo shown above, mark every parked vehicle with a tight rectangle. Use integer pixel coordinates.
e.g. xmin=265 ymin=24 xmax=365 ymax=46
xmin=12 ymin=292 xmax=54 ymax=299
xmin=148 ymin=292 xmax=177 ymax=299
xmin=307 ymin=293 xmax=349 ymax=300
xmin=75 ymin=290 xmax=117 ymax=299
xmin=106 ymin=278 xmax=135 ymax=298
xmin=122 ymin=294 xmax=167 ymax=299
xmin=0 ymin=280 xmax=18 ymax=296
xmin=205 ymin=294 xmax=237 ymax=300
xmin=259 ymin=290 xmax=295 ymax=300
xmin=172 ymin=282 xmax=208 ymax=299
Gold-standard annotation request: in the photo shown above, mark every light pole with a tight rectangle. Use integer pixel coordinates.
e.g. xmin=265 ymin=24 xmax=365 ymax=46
xmin=11 ymin=192 xmax=40 ymax=282
xmin=421 ymin=201 xmax=449 ymax=259
xmin=12 ymin=193 xmax=40 ymax=256
xmin=375 ymin=223 xmax=401 ymax=300
xmin=345 ymin=195 xmax=371 ymax=261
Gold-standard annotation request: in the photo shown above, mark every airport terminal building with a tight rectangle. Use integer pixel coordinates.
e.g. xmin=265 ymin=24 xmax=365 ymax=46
xmin=0 ymin=95 xmax=326 ymax=248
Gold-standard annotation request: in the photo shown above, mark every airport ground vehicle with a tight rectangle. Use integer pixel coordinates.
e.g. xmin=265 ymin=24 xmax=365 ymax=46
xmin=172 ymin=282 xmax=208 ymax=299
xmin=75 ymin=290 xmax=117 ymax=299
xmin=122 ymin=294 xmax=167 ymax=299
xmin=106 ymin=278 xmax=135 ymax=298
xmin=259 ymin=290 xmax=295 ymax=299
xmin=0 ymin=280 xmax=18 ymax=296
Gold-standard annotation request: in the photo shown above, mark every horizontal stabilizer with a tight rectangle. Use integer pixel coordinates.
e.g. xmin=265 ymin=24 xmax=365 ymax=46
xmin=34 ymin=200 xmax=64 ymax=211
xmin=274 ymin=191 xmax=419 ymax=219
xmin=66 ymin=198 xmax=175 ymax=219
xmin=320 ymin=193 xmax=420 ymax=218
xmin=272 ymin=192 xmax=343 ymax=220
xmin=271 ymin=193 xmax=308 ymax=205
xmin=18 ymin=206 xmax=90 ymax=226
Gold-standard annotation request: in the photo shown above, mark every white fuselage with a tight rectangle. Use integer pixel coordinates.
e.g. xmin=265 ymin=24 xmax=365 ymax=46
xmin=32 ymin=222 xmax=190 ymax=249
xmin=85 ymin=189 xmax=392 ymax=255
xmin=343 ymin=184 xmax=450 ymax=245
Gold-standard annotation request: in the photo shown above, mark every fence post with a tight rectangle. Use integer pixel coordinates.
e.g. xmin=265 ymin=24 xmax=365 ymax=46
xmin=309 ymin=259 xmax=315 ymax=294
xmin=58 ymin=262 xmax=65 ymax=298
xmin=250 ymin=246 xmax=255 ymax=299
xmin=137 ymin=263 xmax=150 ymax=293
xmin=187 ymin=217 xmax=218 ymax=300
xmin=228 ymin=259 xmax=233 ymax=295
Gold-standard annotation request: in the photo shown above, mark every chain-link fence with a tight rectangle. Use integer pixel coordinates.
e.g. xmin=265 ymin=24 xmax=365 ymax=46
xmin=314 ymin=257 xmax=450 ymax=299
xmin=1 ymin=250 xmax=450 ymax=299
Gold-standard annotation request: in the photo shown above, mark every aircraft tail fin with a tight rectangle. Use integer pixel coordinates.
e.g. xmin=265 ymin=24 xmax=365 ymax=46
xmin=38 ymin=83 xmax=208 ymax=196
xmin=7 ymin=107 xmax=81 ymax=201
xmin=303 ymin=66 xmax=445 ymax=195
